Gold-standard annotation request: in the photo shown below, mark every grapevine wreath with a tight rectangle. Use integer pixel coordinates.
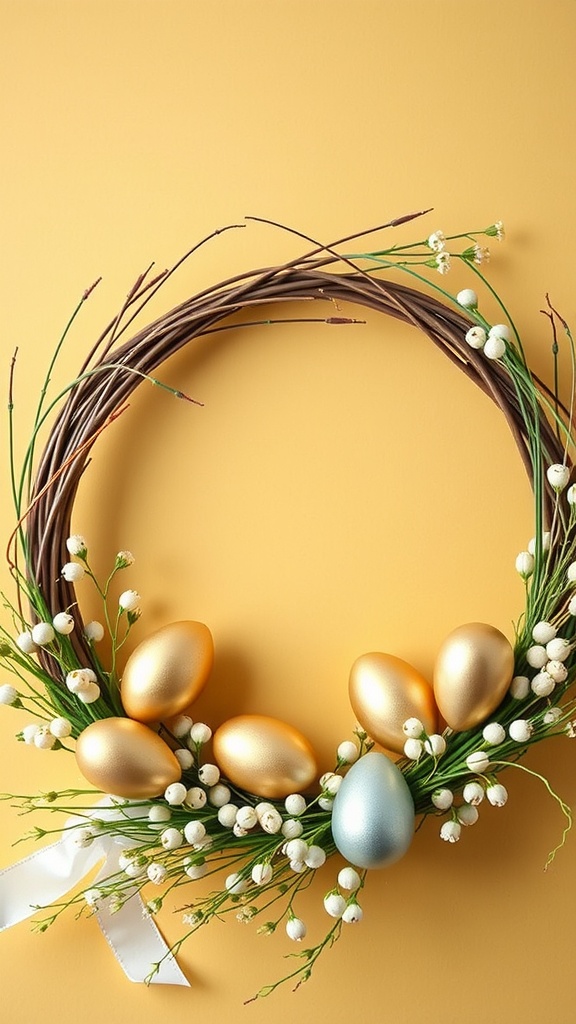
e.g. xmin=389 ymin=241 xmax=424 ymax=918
xmin=1 ymin=212 xmax=576 ymax=999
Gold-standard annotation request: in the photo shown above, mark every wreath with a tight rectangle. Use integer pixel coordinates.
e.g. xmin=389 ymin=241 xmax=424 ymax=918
xmin=1 ymin=212 xmax=575 ymax=1000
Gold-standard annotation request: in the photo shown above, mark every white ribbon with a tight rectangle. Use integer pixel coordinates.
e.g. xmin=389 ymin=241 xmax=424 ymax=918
xmin=0 ymin=799 xmax=190 ymax=987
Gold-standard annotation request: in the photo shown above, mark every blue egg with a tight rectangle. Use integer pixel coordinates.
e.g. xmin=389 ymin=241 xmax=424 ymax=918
xmin=331 ymin=752 xmax=415 ymax=869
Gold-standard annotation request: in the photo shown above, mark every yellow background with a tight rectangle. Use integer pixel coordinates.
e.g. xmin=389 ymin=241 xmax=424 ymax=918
xmin=1 ymin=2 xmax=575 ymax=1021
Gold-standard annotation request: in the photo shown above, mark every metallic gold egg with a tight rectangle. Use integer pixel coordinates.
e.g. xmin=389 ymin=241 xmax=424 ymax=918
xmin=433 ymin=622 xmax=514 ymax=731
xmin=349 ymin=653 xmax=437 ymax=754
xmin=213 ymin=714 xmax=317 ymax=799
xmin=121 ymin=620 xmax=214 ymax=723
xmin=75 ymin=717 xmax=182 ymax=798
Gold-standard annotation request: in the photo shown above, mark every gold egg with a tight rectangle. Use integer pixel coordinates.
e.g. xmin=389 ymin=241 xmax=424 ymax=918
xmin=433 ymin=622 xmax=514 ymax=731
xmin=213 ymin=714 xmax=317 ymax=799
xmin=75 ymin=717 xmax=182 ymax=798
xmin=349 ymin=653 xmax=437 ymax=754
xmin=121 ymin=620 xmax=214 ymax=723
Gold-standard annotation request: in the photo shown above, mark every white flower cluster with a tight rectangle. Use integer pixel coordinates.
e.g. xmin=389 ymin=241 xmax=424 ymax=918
xmin=464 ymin=321 xmax=510 ymax=360
xmin=427 ymin=230 xmax=451 ymax=275
xmin=401 ymin=717 xmax=446 ymax=762
xmin=322 ymin=866 xmax=363 ymax=926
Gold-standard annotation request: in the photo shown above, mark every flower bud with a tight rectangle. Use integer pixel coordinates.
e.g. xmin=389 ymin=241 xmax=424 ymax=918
xmin=342 ymin=903 xmax=363 ymax=924
xmin=284 ymin=793 xmax=306 ymax=815
xmin=61 ymin=562 xmax=85 ymax=583
xmin=324 ymin=892 xmax=347 ymax=918
xmin=487 ymin=783 xmax=508 ymax=807
xmin=286 ymin=917 xmax=307 ymax=941
xmin=164 ymin=782 xmax=187 ymax=806
xmin=431 ymin=788 xmax=453 ymax=810
xmin=547 ymin=464 xmax=570 ymax=491
xmin=466 ymin=750 xmax=490 ymax=773
xmin=509 ymin=675 xmax=530 ymax=699
xmin=482 ymin=722 xmax=505 ymax=745
xmin=465 ymin=326 xmax=487 ymax=349
xmin=515 ymin=551 xmax=534 ymax=578
xmin=53 ymin=612 xmax=75 ymax=635
xmin=440 ymin=820 xmax=461 ymax=843
xmin=31 ymin=622 xmax=55 ymax=646
xmin=457 ymin=288 xmax=478 ymax=309
xmin=509 ymin=719 xmax=533 ymax=743
xmin=402 ymin=717 xmax=424 ymax=738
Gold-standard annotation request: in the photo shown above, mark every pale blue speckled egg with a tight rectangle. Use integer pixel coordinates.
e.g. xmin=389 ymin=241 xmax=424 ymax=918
xmin=331 ymin=751 xmax=415 ymax=868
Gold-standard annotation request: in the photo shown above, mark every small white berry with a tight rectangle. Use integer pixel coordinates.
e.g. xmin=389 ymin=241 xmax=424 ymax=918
xmin=531 ymin=672 xmax=555 ymax=697
xmin=218 ymin=804 xmax=238 ymax=828
xmin=482 ymin=722 xmax=506 ymax=745
xmin=160 ymin=827 xmax=183 ymax=850
xmin=424 ymin=734 xmax=446 ymax=756
xmin=34 ymin=726 xmax=56 ymax=750
xmin=225 ymin=872 xmax=248 ymax=895
xmin=546 ymin=637 xmax=571 ymax=662
xmin=457 ymin=288 xmax=478 ymax=309
xmin=171 ymin=714 xmax=194 ymax=738
xmin=509 ymin=675 xmax=530 ymax=699
xmin=22 ymin=723 xmax=40 ymax=744
xmin=198 ymin=763 xmax=220 ymax=787
xmin=183 ymin=820 xmax=206 ymax=845
xmin=164 ymin=783 xmax=187 ymax=806
xmin=148 ymin=804 xmax=171 ymax=824
xmin=251 ymin=862 xmax=273 ymax=885
xmin=16 ymin=631 xmax=38 ymax=654
xmin=174 ymin=748 xmax=194 ymax=770
xmin=528 ymin=533 xmax=551 ymax=557
xmin=189 ymin=722 xmax=212 ymax=745
xmin=457 ymin=804 xmax=479 ymax=826
xmin=543 ymin=707 xmax=563 ymax=725
xmin=284 ymin=838 xmax=308 ymax=862
xmin=509 ymin=719 xmax=533 ymax=743
xmin=280 ymin=818 xmax=303 ymax=839
xmin=304 ymin=845 xmax=326 ymax=869
xmin=487 ymin=783 xmax=508 ymax=807
xmin=338 ymin=866 xmax=361 ymax=891
xmin=49 ymin=717 xmax=72 ymax=738
xmin=66 ymin=535 xmax=87 ymax=557
xmin=207 ymin=782 xmax=229 ymax=806
xmin=547 ymin=464 xmax=571 ymax=491
xmin=515 ymin=551 xmax=535 ymax=578
xmin=403 ymin=737 xmax=423 ymax=760
xmin=236 ymin=806 xmax=258 ymax=830
xmin=76 ymin=682 xmax=101 ymax=703
xmin=118 ymin=589 xmax=140 ymax=612
xmin=286 ymin=917 xmax=307 ymax=941
xmin=0 ymin=684 xmax=18 ymax=705
xmin=484 ymin=335 xmax=506 ymax=360
xmin=465 ymin=326 xmax=487 ymax=349
xmin=463 ymin=781 xmax=484 ymax=805
xmin=337 ymin=740 xmax=360 ymax=764
xmin=402 ymin=717 xmax=424 ymax=738
xmin=84 ymin=620 xmax=105 ymax=642
xmin=466 ymin=751 xmax=490 ymax=773
xmin=440 ymin=820 xmax=461 ymax=843
xmin=488 ymin=324 xmax=511 ymax=341
xmin=526 ymin=645 xmax=547 ymax=668
xmin=547 ymin=660 xmax=568 ymax=683
xmin=324 ymin=892 xmax=347 ymax=918
xmin=342 ymin=903 xmax=363 ymax=924
xmin=184 ymin=860 xmax=207 ymax=880
xmin=532 ymin=621 xmax=556 ymax=645
xmin=31 ymin=622 xmax=55 ymax=646
xmin=285 ymin=793 xmax=306 ymax=816
xmin=185 ymin=787 xmax=207 ymax=810
xmin=53 ymin=612 xmax=75 ymax=635
xmin=61 ymin=562 xmax=85 ymax=583
xmin=431 ymin=788 xmax=453 ymax=810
